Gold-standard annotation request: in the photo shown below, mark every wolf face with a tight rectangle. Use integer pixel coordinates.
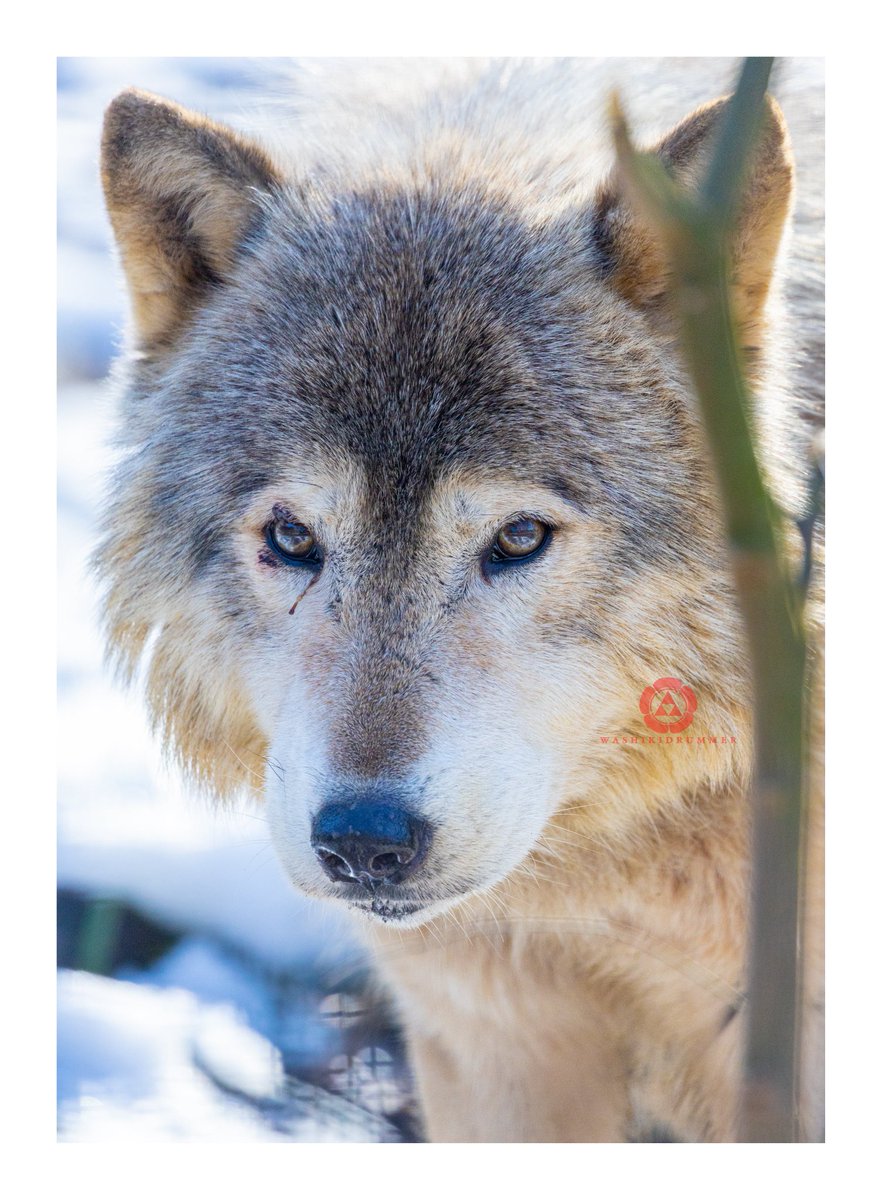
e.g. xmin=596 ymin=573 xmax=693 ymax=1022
xmin=97 ymin=73 xmax=792 ymax=926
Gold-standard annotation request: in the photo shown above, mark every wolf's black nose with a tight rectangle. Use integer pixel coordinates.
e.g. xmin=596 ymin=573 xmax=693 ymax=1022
xmin=311 ymin=798 xmax=432 ymax=887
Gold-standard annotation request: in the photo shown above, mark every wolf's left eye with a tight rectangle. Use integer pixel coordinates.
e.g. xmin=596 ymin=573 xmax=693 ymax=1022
xmin=266 ymin=518 xmax=322 ymax=566
xmin=488 ymin=518 xmax=551 ymax=565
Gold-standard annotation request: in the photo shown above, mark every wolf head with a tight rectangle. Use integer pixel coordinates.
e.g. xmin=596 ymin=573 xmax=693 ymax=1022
xmin=97 ymin=77 xmax=793 ymax=925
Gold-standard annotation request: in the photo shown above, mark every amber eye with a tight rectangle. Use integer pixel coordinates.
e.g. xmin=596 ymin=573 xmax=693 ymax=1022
xmin=266 ymin=518 xmax=321 ymax=565
xmin=489 ymin=517 xmax=551 ymax=565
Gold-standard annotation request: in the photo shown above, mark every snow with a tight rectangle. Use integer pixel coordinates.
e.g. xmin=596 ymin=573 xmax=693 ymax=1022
xmin=58 ymin=971 xmax=283 ymax=1125
xmin=58 ymin=970 xmax=390 ymax=1142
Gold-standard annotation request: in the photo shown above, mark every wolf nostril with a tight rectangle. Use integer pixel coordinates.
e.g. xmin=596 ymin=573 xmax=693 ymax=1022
xmin=370 ymin=851 xmax=407 ymax=873
xmin=310 ymin=797 xmax=432 ymax=887
xmin=317 ymin=849 xmax=348 ymax=875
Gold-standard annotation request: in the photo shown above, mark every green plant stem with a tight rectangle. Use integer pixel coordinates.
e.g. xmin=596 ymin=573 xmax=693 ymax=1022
xmin=76 ymin=897 xmax=123 ymax=976
xmin=613 ymin=58 xmax=809 ymax=1141
xmin=674 ymin=230 xmax=807 ymax=1142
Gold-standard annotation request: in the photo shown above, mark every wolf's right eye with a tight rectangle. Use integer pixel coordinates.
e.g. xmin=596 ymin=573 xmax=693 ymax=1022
xmin=266 ymin=518 xmax=322 ymax=566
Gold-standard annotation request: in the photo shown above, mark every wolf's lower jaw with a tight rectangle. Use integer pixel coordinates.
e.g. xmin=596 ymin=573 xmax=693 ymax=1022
xmin=345 ymin=893 xmax=464 ymax=927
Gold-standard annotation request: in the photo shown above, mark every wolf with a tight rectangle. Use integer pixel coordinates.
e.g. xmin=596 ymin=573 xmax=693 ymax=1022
xmin=95 ymin=58 xmax=824 ymax=1142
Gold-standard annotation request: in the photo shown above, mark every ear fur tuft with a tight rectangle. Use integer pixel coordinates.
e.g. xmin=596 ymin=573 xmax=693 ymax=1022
xmin=592 ymin=94 xmax=794 ymax=341
xmin=101 ymin=88 xmax=281 ymax=348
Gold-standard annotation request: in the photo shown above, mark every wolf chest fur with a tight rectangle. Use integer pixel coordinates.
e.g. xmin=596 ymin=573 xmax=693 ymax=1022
xmin=97 ymin=58 xmax=823 ymax=1142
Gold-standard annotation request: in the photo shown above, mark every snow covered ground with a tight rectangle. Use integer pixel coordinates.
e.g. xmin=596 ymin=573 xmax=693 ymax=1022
xmin=57 ymin=58 xmax=410 ymax=1143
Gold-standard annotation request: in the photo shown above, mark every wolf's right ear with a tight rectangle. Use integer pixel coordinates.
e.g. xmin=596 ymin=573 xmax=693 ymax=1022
xmin=101 ymin=89 xmax=281 ymax=349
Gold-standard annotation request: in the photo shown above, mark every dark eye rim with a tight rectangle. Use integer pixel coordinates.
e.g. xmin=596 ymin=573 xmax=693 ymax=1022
xmin=483 ymin=518 xmax=554 ymax=576
xmin=264 ymin=520 xmax=324 ymax=568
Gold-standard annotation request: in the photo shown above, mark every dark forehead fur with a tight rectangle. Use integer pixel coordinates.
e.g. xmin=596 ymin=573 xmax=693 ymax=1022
xmin=127 ymin=178 xmax=705 ymax=575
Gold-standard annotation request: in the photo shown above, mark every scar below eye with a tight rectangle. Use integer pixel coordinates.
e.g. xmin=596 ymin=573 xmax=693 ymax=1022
xmin=257 ymin=547 xmax=281 ymax=569
xmin=289 ymin=571 xmax=320 ymax=615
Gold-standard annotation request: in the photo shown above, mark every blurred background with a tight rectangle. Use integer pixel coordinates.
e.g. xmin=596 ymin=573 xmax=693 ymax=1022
xmin=57 ymin=57 xmax=418 ymax=1143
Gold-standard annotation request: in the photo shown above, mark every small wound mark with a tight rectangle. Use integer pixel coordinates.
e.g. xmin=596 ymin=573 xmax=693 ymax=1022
xmin=289 ymin=571 xmax=320 ymax=615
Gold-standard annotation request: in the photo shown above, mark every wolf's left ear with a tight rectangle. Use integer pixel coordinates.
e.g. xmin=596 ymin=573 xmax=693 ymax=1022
xmin=591 ymin=95 xmax=794 ymax=341
xmin=101 ymin=89 xmax=281 ymax=349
